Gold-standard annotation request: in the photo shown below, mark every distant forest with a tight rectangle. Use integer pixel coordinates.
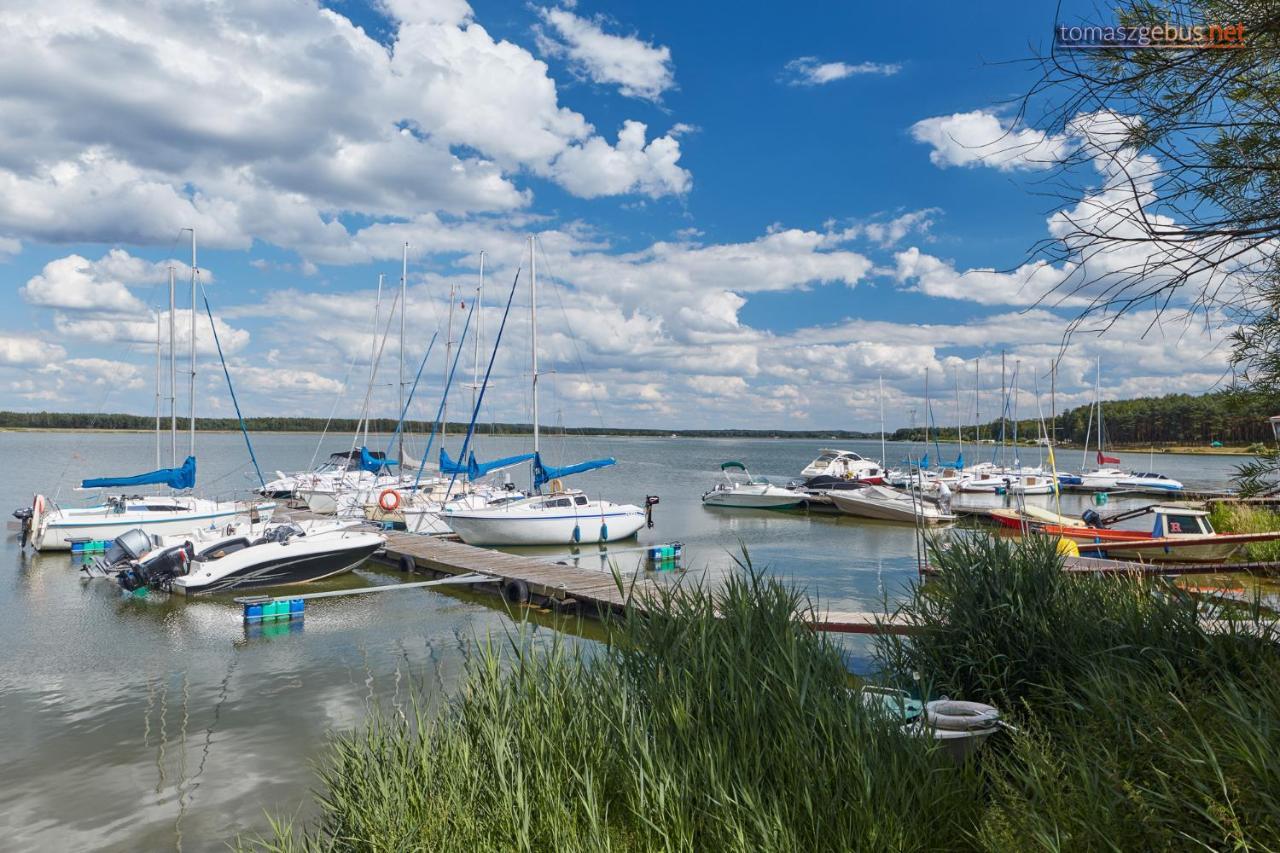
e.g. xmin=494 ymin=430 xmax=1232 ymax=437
xmin=2 ymin=389 xmax=1277 ymax=446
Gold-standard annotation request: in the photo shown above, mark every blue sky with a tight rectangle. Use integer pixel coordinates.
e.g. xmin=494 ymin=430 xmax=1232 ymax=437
xmin=0 ymin=0 xmax=1236 ymax=430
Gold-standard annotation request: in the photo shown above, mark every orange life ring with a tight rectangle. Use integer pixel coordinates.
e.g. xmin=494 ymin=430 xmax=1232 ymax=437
xmin=378 ymin=489 xmax=401 ymax=512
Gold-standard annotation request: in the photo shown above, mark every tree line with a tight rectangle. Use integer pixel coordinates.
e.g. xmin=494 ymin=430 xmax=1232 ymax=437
xmin=893 ymin=390 xmax=1280 ymax=447
xmin=4 ymin=388 xmax=1279 ymax=446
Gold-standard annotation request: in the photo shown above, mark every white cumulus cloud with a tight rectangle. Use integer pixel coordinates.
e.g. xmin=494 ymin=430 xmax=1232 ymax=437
xmin=783 ymin=57 xmax=901 ymax=86
xmin=536 ymin=7 xmax=675 ymax=101
xmin=910 ymin=110 xmax=1074 ymax=171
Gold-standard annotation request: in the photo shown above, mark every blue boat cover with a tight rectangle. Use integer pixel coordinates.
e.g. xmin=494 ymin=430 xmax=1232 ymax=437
xmin=439 ymin=447 xmax=468 ymax=475
xmin=82 ymin=455 xmax=196 ymax=490
xmin=942 ymin=453 xmax=963 ymax=469
xmin=919 ymin=454 xmax=930 ymax=469
xmin=468 ymin=452 xmax=536 ymax=479
xmin=533 ymin=453 xmax=615 ymax=488
xmin=359 ymin=446 xmax=394 ymax=473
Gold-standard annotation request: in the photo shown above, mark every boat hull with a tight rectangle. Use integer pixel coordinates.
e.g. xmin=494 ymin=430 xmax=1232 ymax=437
xmin=702 ymin=485 xmax=805 ymax=509
xmin=826 ymin=490 xmax=951 ymax=525
xmin=446 ymin=508 xmax=647 ymax=546
xmin=171 ymin=535 xmax=383 ymax=595
xmin=32 ymin=499 xmax=275 ymax=551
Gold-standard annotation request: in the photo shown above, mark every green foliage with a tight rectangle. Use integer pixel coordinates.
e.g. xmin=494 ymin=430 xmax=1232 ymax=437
xmin=900 ymin=389 xmax=1280 ymax=448
xmin=246 ymin=567 xmax=983 ymax=852
xmin=1209 ymin=501 xmax=1280 ymax=559
xmin=254 ymin=539 xmax=1280 ymax=852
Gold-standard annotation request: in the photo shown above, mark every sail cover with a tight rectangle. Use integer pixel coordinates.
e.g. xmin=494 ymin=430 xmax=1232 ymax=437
xmin=533 ymin=453 xmax=616 ymax=488
xmin=1097 ymin=451 xmax=1121 ymax=465
xmin=359 ymin=447 xmax=394 ymax=473
xmin=468 ymin=452 xmax=536 ymax=479
xmin=439 ymin=447 xmax=468 ymax=475
xmin=942 ymin=453 xmax=963 ymax=469
xmin=82 ymin=456 xmax=196 ymax=490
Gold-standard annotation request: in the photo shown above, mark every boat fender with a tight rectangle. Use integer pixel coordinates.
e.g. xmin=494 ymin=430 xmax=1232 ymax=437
xmin=501 ymin=578 xmax=531 ymax=606
xmin=925 ymin=700 xmax=1001 ymax=732
xmin=599 ymin=522 xmax=608 ymax=542
xmin=1055 ymin=538 xmax=1080 ymax=557
xmin=572 ymin=524 xmax=581 ymax=543
xmin=378 ymin=489 xmax=402 ymax=512
xmin=398 ymin=554 xmax=416 ymax=573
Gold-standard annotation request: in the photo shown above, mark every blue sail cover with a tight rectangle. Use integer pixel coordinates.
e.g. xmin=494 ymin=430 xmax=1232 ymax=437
xmin=359 ymin=446 xmax=394 ymax=473
xmin=942 ymin=453 xmax=964 ymax=469
xmin=467 ymin=452 xmax=536 ymax=480
xmin=82 ymin=455 xmax=196 ymax=490
xmin=439 ymin=447 xmax=468 ymax=475
xmin=533 ymin=453 xmax=616 ymax=488
xmin=919 ymin=454 xmax=930 ymax=469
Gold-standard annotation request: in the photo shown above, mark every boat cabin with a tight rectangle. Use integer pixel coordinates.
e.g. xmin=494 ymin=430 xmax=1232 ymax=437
xmin=1151 ymin=506 xmax=1214 ymax=537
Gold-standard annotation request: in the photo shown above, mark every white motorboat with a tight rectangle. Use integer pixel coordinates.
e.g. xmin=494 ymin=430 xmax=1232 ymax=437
xmin=825 ymin=485 xmax=954 ymax=525
xmin=107 ymin=520 xmax=383 ymax=595
xmin=258 ymin=450 xmax=371 ymax=498
xmin=800 ymin=449 xmax=887 ymax=483
xmin=445 ymin=488 xmax=647 ymax=546
xmin=1006 ymin=471 xmax=1056 ymax=495
xmin=702 ymin=461 xmax=806 ymax=509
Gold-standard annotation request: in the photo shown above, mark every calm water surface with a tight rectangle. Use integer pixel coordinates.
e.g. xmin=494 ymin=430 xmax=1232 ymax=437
xmin=0 ymin=431 xmax=1243 ymax=850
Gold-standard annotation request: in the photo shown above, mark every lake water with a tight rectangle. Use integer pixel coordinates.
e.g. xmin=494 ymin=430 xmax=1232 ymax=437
xmin=0 ymin=430 xmax=1243 ymax=850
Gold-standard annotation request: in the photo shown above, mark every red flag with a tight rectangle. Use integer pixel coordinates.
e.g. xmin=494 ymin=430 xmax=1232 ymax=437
xmin=1097 ymin=451 xmax=1120 ymax=465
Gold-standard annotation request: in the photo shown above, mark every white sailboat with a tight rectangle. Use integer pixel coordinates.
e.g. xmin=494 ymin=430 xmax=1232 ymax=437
xmin=443 ymin=235 xmax=646 ymax=547
xmin=1077 ymin=359 xmax=1183 ymax=492
xmin=22 ymin=230 xmax=273 ymax=551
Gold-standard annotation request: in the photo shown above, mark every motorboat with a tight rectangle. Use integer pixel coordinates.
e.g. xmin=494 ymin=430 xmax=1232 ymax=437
xmin=1007 ymin=471 xmax=1056 ymax=495
xmin=989 ymin=505 xmax=1086 ymax=531
xmin=1033 ymin=505 xmax=1265 ymax=562
xmin=21 ymin=456 xmax=276 ymax=551
xmin=825 ymin=485 xmax=954 ymax=525
xmin=103 ymin=520 xmax=384 ymax=595
xmin=258 ymin=450 xmax=374 ymax=499
xmin=956 ymin=468 xmax=1016 ymax=493
xmin=444 ymin=487 xmax=648 ymax=546
xmin=800 ymin=449 xmax=887 ymax=484
xmin=702 ymin=461 xmax=806 ymax=509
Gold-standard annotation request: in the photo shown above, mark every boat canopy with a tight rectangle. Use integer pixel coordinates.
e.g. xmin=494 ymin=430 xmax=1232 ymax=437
xmin=82 ymin=455 xmax=196 ymax=490
xmin=721 ymin=461 xmax=746 ymax=470
xmin=533 ymin=453 xmax=615 ymax=488
xmin=359 ymin=446 xmax=394 ymax=473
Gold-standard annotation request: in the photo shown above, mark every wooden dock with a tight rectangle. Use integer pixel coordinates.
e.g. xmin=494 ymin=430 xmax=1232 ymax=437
xmin=373 ymin=531 xmax=914 ymax=634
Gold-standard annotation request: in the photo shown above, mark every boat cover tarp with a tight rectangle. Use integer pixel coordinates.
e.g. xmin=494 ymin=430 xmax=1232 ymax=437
xmin=82 ymin=455 xmax=196 ymax=490
xmin=468 ymin=452 xmax=536 ymax=479
xmin=359 ymin=446 xmax=395 ymax=473
xmin=533 ymin=453 xmax=616 ymax=488
xmin=439 ymin=448 xmax=467 ymax=475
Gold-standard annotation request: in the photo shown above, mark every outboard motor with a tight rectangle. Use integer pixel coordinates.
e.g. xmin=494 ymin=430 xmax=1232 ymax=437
xmin=1081 ymin=509 xmax=1104 ymax=529
xmin=13 ymin=506 xmax=32 ymax=548
xmin=644 ymin=495 xmax=660 ymax=529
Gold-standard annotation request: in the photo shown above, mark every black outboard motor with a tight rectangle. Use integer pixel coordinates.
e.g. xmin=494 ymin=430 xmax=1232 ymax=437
xmin=13 ymin=506 xmax=32 ymax=547
xmin=645 ymin=495 xmax=660 ymax=529
xmin=1081 ymin=509 xmax=1104 ymax=529
xmin=116 ymin=541 xmax=194 ymax=593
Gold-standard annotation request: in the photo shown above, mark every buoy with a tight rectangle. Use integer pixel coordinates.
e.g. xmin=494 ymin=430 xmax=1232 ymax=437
xmin=1055 ymin=538 xmax=1080 ymax=557
xmin=398 ymin=554 xmax=416 ymax=573
xmin=378 ymin=489 xmax=401 ymax=511
xmin=548 ymin=478 xmax=564 ymax=493
xmin=501 ymin=578 xmax=531 ymax=605
xmin=1093 ymin=492 xmax=1109 ymax=506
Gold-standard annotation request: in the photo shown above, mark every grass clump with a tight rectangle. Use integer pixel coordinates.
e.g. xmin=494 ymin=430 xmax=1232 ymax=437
xmin=1209 ymin=501 xmax=1280 ymax=561
xmin=249 ymin=567 xmax=982 ymax=852
xmin=881 ymin=534 xmax=1280 ymax=850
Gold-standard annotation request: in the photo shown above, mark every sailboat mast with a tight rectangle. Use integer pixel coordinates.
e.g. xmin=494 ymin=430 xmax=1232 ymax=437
xmin=1050 ymin=361 xmax=1057 ymax=447
xmin=923 ymin=367 xmax=929 ymax=455
xmin=189 ymin=228 xmax=196 ymax=457
xmin=473 ymin=251 xmax=484 ymax=416
xmin=955 ymin=366 xmax=962 ymax=463
xmin=399 ymin=242 xmax=408 ymax=466
xmin=1095 ymin=357 xmax=1104 ymax=462
xmin=168 ymin=264 xmax=177 ymax=466
xmin=878 ymin=374 xmax=886 ymax=466
xmin=1000 ymin=351 xmax=1007 ymax=467
xmin=154 ymin=311 xmax=161 ymax=467
xmin=530 ymin=235 xmax=539 ymax=457
xmin=365 ymin=274 xmax=383 ymax=446
xmin=974 ymin=357 xmax=980 ymax=444
xmin=443 ymin=282 xmax=455 ymax=443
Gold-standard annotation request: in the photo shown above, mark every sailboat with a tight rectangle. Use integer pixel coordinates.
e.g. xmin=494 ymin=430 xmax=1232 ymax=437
xmin=22 ymin=230 xmax=274 ymax=550
xmin=443 ymin=235 xmax=647 ymax=547
xmin=1077 ymin=359 xmax=1183 ymax=493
